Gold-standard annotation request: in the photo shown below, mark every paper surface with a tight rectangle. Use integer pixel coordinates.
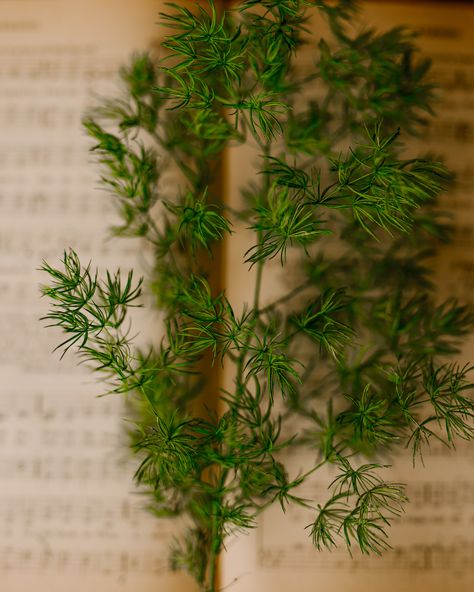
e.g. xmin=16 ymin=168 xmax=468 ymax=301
xmin=221 ymin=2 xmax=474 ymax=591
xmin=1 ymin=1 xmax=474 ymax=591
xmin=0 ymin=1 xmax=194 ymax=590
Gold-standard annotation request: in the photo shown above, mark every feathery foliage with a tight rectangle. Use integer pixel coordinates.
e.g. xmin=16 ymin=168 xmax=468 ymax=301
xmin=41 ymin=1 xmax=474 ymax=591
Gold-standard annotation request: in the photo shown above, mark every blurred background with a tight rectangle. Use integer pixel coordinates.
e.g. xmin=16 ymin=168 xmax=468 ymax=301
xmin=0 ymin=1 xmax=473 ymax=591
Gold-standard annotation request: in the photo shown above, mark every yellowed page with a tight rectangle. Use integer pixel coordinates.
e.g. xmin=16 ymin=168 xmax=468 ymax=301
xmin=0 ymin=1 xmax=195 ymax=590
xmin=221 ymin=2 xmax=474 ymax=591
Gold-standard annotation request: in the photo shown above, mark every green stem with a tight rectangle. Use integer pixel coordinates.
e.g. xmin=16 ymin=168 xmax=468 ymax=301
xmin=207 ymin=504 xmax=220 ymax=592
xmin=252 ymin=141 xmax=271 ymax=314
xmin=254 ymin=458 xmax=330 ymax=516
xmin=257 ymin=279 xmax=312 ymax=315
xmin=234 ymin=140 xmax=272 ymax=385
xmin=253 ymin=259 xmax=264 ymax=312
xmin=203 ymin=138 xmax=275 ymax=592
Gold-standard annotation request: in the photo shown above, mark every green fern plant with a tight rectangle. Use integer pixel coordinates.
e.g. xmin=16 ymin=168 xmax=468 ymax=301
xmin=41 ymin=1 xmax=474 ymax=591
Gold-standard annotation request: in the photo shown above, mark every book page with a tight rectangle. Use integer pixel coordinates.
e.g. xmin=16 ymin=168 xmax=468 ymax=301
xmin=221 ymin=2 xmax=474 ymax=591
xmin=0 ymin=1 xmax=195 ymax=590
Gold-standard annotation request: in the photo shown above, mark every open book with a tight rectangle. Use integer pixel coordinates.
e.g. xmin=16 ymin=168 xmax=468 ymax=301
xmin=0 ymin=1 xmax=473 ymax=591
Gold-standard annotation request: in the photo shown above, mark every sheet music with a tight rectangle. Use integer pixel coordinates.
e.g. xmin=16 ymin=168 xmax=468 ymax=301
xmin=222 ymin=2 xmax=474 ymax=590
xmin=0 ymin=1 xmax=194 ymax=590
